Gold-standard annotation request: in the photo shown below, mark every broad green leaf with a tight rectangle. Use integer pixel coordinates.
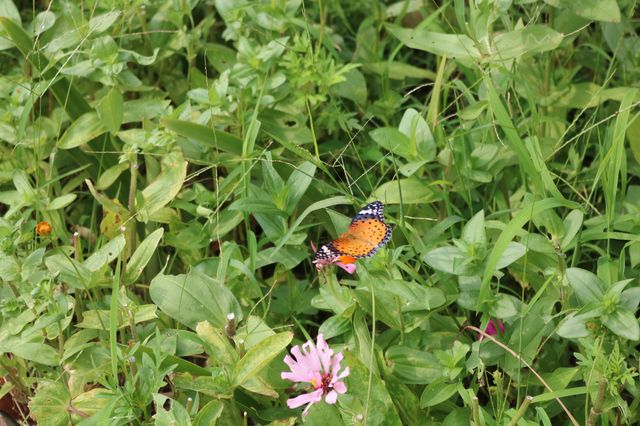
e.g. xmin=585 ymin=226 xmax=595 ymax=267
xmin=164 ymin=118 xmax=243 ymax=155
xmin=83 ymin=234 xmax=126 ymax=272
xmin=370 ymin=127 xmax=413 ymax=159
xmin=76 ymin=305 xmax=157 ymax=329
xmin=398 ymin=108 xmax=436 ymax=162
xmin=149 ymin=271 xmax=242 ymax=329
xmin=362 ymin=61 xmax=436 ymax=80
xmin=196 ymin=321 xmax=238 ymax=366
xmin=372 ymin=178 xmax=438 ymax=204
xmin=33 ymin=11 xmax=55 ymax=36
xmin=10 ymin=342 xmax=59 ymax=366
xmin=47 ymin=193 xmax=77 ymax=210
xmin=331 ymin=68 xmax=367 ymax=106
xmin=97 ymin=88 xmax=123 ymax=134
xmin=304 ymin=401 xmax=343 ymax=425
xmin=137 ymin=160 xmax=187 ymax=222
xmin=125 ymin=228 xmax=163 ymax=284
xmin=602 ymin=309 xmax=640 ymax=341
xmin=58 ymin=112 xmax=106 ymax=149
xmin=29 ymin=380 xmax=70 ymax=426
xmin=462 ymin=210 xmax=486 ymax=247
xmin=0 ymin=0 xmax=20 ymax=50
xmin=89 ymin=11 xmax=121 ymax=33
xmin=386 ymin=346 xmax=442 ymax=384
xmin=495 ymin=242 xmax=527 ymax=269
xmin=193 ymin=400 xmax=224 ymax=426
xmin=544 ymin=0 xmax=620 ymax=22
xmin=45 ymin=253 xmax=92 ymax=289
xmin=343 ymin=351 xmax=403 ymax=425
xmin=420 ymin=380 xmax=458 ymax=407
xmin=492 ymin=25 xmax=562 ymax=60
xmin=232 ymin=331 xmax=292 ymax=387
xmin=424 ymin=246 xmax=472 ymax=276
xmin=96 ymin=162 xmax=129 ymax=190
xmin=565 ymin=268 xmax=605 ymax=304
xmin=387 ymin=24 xmax=481 ymax=62
xmin=556 ymin=312 xmax=592 ymax=339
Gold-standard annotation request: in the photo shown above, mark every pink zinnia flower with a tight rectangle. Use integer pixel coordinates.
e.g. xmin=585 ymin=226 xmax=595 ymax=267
xmin=310 ymin=241 xmax=357 ymax=274
xmin=281 ymin=334 xmax=349 ymax=416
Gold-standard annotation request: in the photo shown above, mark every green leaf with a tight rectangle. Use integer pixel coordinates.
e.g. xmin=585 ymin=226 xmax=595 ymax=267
xmin=45 ymin=252 xmax=92 ymax=289
xmin=164 ymin=118 xmax=243 ymax=155
xmin=566 ymin=268 xmax=605 ymax=304
xmin=398 ymin=108 xmax=436 ymax=162
xmin=602 ymin=309 xmax=640 ymax=341
xmin=486 ymin=80 xmax=563 ymax=199
xmin=386 ymin=346 xmax=442 ymax=384
xmin=89 ymin=10 xmax=121 ymax=33
xmin=83 ymin=234 xmax=126 ymax=272
xmin=424 ymin=246 xmax=472 ymax=276
xmin=420 ymin=380 xmax=458 ymax=407
xmin=46 ymin=193 xmax=77 ymax=210
xmin=372 ymin=178 xmax=438 ymax=204
xmin=492 ymin=25 xmax=562 ymax=59
xmin=370 ymin=127 xmax=413 ymax=158
xmin=331 ymin=68 xmax=367 ymax=106
xmin=193 ymin=400 xmax=224 ymax=426
xmin=137 ymin=160 xmax=187 ymax=222
xmin=462 ymin=210 xmax=486 ymax=247
xmin=196 ymin=321 xmax=238 ymax=366
xmin=232 ymin=331 xmax=292 ymax=387
xmin=76 ymin=305 xmax=157 ymax=330
xmin=33 ymin=10 xmax=55 ymax=36
xmin=0 ymin=17 xmax=90 ymax=119
xmin=478 ymin=198 xmax=580 ymax=309
xmin=343 ymin=351 xmax=403 ymax=425
xmin=96 ymin=162 xmax=129 ymax=190
xmin=149 ymin=271 xmax=242 ymax=329
xmin=29 ymin=380 xmax=70 ymax=426
xmin=387 ymin=24 xmax=481 ymax=62
xmin=125 ymin=228 xmax=163 ymax=284
xmin=97 ymin=88 xmax=124 ymax=134
xmin=544 ymin=0 xmax=620 ymax=22
xmin=58 ymin=112 xmax=106 ymax=149
xmin=304 ymin=401 xmax=343 ymax=425
xmin=495 ymin=242 xmax=526 ymax=269
xmin=10 ymin=342 xmax=60 ymax=366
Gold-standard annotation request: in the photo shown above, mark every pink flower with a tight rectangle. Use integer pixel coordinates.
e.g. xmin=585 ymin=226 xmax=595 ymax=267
xmin=281 ymin=334 xmax=349 ymax=416
xmin=310 ymin=241 xmax=357 ymax=274
xmin=478 ymin=318 xmax=505 ymax=341
xmin=486 ymin=319 xmax=505 ymax=336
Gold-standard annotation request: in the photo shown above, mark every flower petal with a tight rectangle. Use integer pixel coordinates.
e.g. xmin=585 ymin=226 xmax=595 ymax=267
xmin=287 ymin=389 xmax=323 ymax=409
xmin=316 ymin=334 xmax=333 ymax=373
xmin=336 ymin=262 xmax=357 ymax=274
xmin=332 ymin=381 xmax=347 ymax=394
xmin=325 ymin=390 xmax=338 ymax=404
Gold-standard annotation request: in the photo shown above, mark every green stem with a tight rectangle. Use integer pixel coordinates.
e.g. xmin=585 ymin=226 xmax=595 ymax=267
xmin=507 ymin=396 xmax=533 ymax=426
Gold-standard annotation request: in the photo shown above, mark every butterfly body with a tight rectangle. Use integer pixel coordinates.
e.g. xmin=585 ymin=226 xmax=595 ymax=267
xmin=313 ymin=201 xmax=391 ymax=269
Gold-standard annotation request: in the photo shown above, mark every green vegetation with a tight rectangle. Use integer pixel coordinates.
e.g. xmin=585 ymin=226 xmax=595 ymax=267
xmin=1 ymin=0 xmax=639 ymax=424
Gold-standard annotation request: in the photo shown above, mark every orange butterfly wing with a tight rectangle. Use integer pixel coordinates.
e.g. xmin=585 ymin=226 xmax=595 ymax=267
xmin=331 ymin=218 xmax=390 ymax=258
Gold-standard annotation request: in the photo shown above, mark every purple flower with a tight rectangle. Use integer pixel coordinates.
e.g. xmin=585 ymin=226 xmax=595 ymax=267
xmin=281 ymin=334 xmax=349 ymax=416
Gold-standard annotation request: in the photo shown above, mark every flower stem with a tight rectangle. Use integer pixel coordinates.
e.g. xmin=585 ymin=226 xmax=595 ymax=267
xmin=507 ymin=395 xmax=533 ymax=426
xmin=586 ymin=379 xmax=608 ymax=426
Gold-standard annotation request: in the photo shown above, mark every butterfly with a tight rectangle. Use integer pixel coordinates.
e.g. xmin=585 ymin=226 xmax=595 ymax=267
xmin=313 ymin=201 xmax=392 ymax=271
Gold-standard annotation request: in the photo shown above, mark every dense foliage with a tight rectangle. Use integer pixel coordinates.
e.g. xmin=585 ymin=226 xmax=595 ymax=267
xmin=1 ymin=0 xmax=639 ymax=424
